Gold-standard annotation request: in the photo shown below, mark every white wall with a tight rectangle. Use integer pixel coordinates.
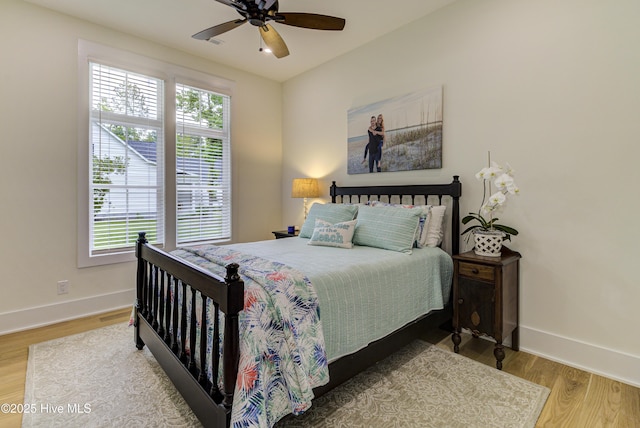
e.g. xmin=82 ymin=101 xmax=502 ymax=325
xmin=0 ymin=0 xmax=282 ymax=331
xmin=282 ymin=0 xmax=640 ymax=386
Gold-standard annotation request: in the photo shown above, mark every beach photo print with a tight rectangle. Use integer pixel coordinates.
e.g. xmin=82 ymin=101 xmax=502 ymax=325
xmin=347 ymin=86 xmax=443 ymax=174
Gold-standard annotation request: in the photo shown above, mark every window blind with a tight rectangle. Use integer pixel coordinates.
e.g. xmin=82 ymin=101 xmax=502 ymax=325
xmin=89 ymin=62 xmax=165 ymax=255
xmin=176 ymin=83 xmax=231 ymax=245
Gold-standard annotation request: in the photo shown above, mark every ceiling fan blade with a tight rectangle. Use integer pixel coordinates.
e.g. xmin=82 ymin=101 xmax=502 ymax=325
xmin=259 ymin=24 xmax=289 ymax=58
xmin=276 ymin=13 xmax=345 ymax=31
xmin=192 ymin=19 xmax=247 ymax=40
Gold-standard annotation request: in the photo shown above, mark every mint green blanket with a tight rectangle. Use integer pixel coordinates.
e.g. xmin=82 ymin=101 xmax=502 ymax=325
xmin=227 ymin=237 xmax=452 ymax=361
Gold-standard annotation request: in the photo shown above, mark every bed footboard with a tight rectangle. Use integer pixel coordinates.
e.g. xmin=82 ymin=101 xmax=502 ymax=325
xmin=134 ymin=232 xmax=244 ymax=428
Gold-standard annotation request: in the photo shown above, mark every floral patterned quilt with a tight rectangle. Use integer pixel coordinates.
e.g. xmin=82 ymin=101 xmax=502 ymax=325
xmin=172 ymin=245 xmax=329 ymax=428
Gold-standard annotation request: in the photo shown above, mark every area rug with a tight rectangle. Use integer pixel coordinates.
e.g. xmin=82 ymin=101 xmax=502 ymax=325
xmin=23 ymin=323 xmax=549 ymax=427
xmin=277 ymin=341 xmax=549 ymax=428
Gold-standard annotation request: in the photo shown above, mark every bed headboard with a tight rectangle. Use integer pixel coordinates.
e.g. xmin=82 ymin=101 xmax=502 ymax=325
xmin=330 ymin=176 xmax=462 ymax=255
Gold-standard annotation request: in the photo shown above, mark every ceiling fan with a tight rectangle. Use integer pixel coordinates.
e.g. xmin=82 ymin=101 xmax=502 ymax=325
xmin=192 ymin=0 xmax=346 ymax=58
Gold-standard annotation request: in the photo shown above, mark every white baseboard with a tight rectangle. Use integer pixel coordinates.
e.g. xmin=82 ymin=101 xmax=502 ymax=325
xmin=520 ymin=325 xmax=640 ymax=388
xmin=0 ymin=289 xmax=135 ymax=336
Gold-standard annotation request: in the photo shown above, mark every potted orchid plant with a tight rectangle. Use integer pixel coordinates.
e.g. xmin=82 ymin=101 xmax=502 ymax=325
xmin=462 ymin=153 xmax=520 ymax=256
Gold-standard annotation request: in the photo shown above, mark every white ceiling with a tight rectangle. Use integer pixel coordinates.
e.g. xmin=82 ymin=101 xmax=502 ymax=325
xmin=24 ymin=0 xmax=456 ymax=82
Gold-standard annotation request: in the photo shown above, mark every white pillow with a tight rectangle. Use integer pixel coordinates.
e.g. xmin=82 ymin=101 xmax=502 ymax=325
xmin=308 ymin=219 xmax=357 ymax=249
xmin=424 ymin=205 xmax=446 ymax=247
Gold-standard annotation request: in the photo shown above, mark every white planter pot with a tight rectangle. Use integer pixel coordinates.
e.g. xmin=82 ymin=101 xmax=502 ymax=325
xmin=473 ymin=230 xmax=505 ymax=257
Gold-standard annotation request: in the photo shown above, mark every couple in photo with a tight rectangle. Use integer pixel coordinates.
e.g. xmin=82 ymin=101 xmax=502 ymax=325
xmin=362 ymin=114 xmax=385 ymax=173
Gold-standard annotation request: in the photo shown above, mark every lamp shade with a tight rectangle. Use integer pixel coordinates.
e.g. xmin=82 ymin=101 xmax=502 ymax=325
xmin=291 ymin=178 xmax=320 ymax=198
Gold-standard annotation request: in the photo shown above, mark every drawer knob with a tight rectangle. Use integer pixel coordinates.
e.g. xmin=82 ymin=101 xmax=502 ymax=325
xmin=457 ymin=298 xmax=464 ymax=305
xmin=471 ymin=268 xmax=479 ymax=274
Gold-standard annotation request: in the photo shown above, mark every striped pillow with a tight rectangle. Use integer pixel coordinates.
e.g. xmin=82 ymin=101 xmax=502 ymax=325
xmin=299 ymin=203 xmax=359 ymax=238
xmin=369 ymin=201 xmax=431 ymax=247
xmin=353 ymin=205 xmax=422 ymax=254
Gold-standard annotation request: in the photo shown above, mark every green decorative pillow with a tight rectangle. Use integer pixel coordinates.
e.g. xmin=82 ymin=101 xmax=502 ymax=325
xmin=308 ymin=219 xmax=357 ymax=249
xmin=369 ymin=201 xmax=431 ymax=247
xmin=353 ymin=205 xmax=422 ymax=254
xmin=299 ymin=203 xmax=359 ymax=238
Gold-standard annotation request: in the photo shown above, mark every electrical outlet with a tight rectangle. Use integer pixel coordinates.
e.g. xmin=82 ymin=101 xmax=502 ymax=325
xmin=57 ymin=280 xmax=69 ymax=295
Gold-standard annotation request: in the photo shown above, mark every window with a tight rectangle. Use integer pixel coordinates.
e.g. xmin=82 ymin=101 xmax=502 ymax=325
xmin=78 ymin=41 xmax=233 ymax=267
xmin=176 ymin=84 xmax=231 ymax=245
xmin=89 ymin=63 xmax=165 ymax=254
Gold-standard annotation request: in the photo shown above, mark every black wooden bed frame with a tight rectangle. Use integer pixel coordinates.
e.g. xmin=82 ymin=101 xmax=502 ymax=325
xmin=134 ymin=176 xmax=461 ymax=428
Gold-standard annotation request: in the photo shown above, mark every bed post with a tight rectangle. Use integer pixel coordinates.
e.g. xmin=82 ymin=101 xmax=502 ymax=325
xmin=450 ymin=176 xmax=462 ymax=256
xmin=222 ymin=262 xmax=244 ymax=409
xmin=330 ymin=181 xmax=338 ymax=203
xmin=135 ymin=232 xmax=148 ymax=350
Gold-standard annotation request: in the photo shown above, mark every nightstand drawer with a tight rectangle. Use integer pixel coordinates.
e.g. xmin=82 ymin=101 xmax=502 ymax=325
xmin=458 ymin=262 xmax=494 ymax=282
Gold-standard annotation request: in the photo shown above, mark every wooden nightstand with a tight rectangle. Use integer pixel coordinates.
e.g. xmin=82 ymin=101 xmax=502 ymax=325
xmin=451 ymin=247 xmax=521 ymax=370
xmin=272 ymin=230 xmax=299 ymax=239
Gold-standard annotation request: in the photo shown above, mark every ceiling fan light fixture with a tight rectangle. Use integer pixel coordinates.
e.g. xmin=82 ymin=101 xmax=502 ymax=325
xmin=258 ymin=31 xmax=272 ymax=55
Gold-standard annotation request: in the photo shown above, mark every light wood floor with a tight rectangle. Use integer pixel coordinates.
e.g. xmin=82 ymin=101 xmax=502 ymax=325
xmin=1 ymin=309 xmax=638 ymax=427
xmin=0 ymin=308 xmax=131 ymax=428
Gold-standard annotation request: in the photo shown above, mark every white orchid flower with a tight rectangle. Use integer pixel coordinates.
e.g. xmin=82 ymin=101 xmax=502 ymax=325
xmin=476 ymin=164 xmax=502 ymax=181
xmin=481 ymin=203 xmax=496 ymax=213
xmin=494 ymin=173 xmax=514 ymax=191
xmin=504 ymin=162 xmax=516 ymax=177
xmin=481 ymin=192 xmax=507 ymax=213
xmin=481 ymin=202 xmax=500 ymax=213
xmin=489 ymin=191 xmax=507 ymax=206
xmin=475 ymin=167 xmax=490 ymax=180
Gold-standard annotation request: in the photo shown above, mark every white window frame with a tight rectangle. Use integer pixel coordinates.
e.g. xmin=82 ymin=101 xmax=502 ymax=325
xmin=77 ymin=40 xmax=234 ymax=267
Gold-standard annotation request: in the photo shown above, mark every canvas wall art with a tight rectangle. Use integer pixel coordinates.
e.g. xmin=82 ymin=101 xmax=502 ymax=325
xmin=347 ymin=86 xmax=443 ymax=174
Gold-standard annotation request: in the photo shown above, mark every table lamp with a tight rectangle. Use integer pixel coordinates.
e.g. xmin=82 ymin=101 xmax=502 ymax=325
xmin=291 ymin=178 xmax=320 ymax=219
